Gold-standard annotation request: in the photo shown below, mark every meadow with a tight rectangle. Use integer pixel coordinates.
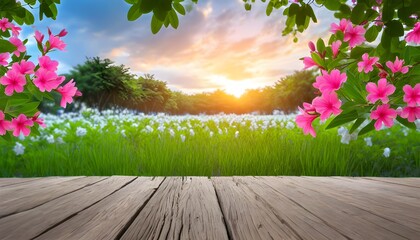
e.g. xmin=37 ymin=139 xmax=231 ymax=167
xmin=0 ymin=108 xmax=419 ymax=177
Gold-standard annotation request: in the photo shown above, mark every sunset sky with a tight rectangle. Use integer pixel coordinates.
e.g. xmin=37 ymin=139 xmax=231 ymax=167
xmin=23 ymin=0 xmax=334 ymax=97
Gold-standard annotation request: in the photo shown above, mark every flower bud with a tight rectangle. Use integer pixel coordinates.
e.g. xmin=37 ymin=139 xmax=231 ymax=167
xmin=57 ymin=29 xmax=68 ymax=37
xmin=308 ymin=41 xmax=316 ymax=52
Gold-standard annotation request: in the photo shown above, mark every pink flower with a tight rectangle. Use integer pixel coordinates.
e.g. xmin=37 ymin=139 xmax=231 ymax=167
xmin=331 ymin=40 xmax=342 ymax=58
xmin=57 ymin=80 xmax=81 ymax=107
xmin=9 ymin=37 xmax=26 ymax=57
xmin=357 ymin=53 xmax=379 ymax=73
xmin=33 ymin=68 xmax=64 ymax=92
xmin=39 ymin=56 xmax=59 ymax=72
xmin=344 ymin=25 xmax=366 ymax=48
xmin=10 ymin=24 xmax=21 ymax=36
xmin=313 ymin=69 xmax=347 ymax=94
xmin=366 ymin=78 xmax=395 ymax=104
xmin=31 ymin=112 xmax=46 ymax=128
xmin=400 ymin=106 xmax=420 ymax=122
xmin=405 ymin=22 xmax=420 ymax=44
xmin=303 ymin=57 xmax=317 ymax=69
xmin=296 ymin=103 xmax=318 ymax=137
xmin=0 ymin=111 xmax=12 ymax=135
xmin=0 ymin=53 xmax=9 ymax=66
xmin=312 ymin=92 xmax=342 ymax=120
xmin=11 ymin=60 xmax=35 ymax=75
xmin=371 ymin=104 xmax=397 ymax=130
xmin=0 ymin=18 xmax=11 ymax=31
xmin=403 ymin=84 xmax=420 ymax=106
xmin=11 ymin=114 xmax=33 ymax=137
xmin=48 ymin=34 xmax=66 ymax=51
xmin=34 ymin=30 xmax=44 ymax=43
xmin=57 ymin=29 xmax=68 ymax=37
xmin=0 ymin=69 xmax=26 ymax=96
xmin=330 ymin=19 xmax=350 ymax=34
xmin=385 ymin=56 xmax=409 ymax=74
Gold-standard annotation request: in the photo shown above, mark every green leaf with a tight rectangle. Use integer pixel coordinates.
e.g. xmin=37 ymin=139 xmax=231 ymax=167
xmin=385 ymin=20 xmax=404 ymax=37
xmin=324 ymin=0 xmax=341 ymax=11
xmin=6 ymin=101 xmax=40 ymax=117
xmin=316 ymin=38 xmax=325 ymax=53
xmin=365 ymin=25 xmax=379 ymax=42
xmin=349 ymin=118 xmax=365 ymax=134
xmin=310 ymin=52 xmax=324 ymax=68
xmin=168 ymin=9 xmax=179 ymax=29
xmin=127 ymin=3 xmax=142 ymax=21
xmin=244 ymin=3 xmax=251 ymax=11
xmin=358 ymin=120 xmax=375 ymax=136
xmin=0 ymin=39 xmax=17 ymax=53
xmin=173 ymin=2 xmax=186 ymax=15
xmin=396 ymin=116 xmax=416 ymax=129
xmin=304 ymin=4 xmax=317 ymax=23
xmin=151 ymin=15 xmax=163 ymax=34
xmin=140 ymin=0 xmax=155 ymax=14
xmin=350 ymin=4 xmax=367 ymax=24
xmin=266 ymin=2 xmax=273 ymax=16
xmin=326 ymin=110 xmax=358 ymax=129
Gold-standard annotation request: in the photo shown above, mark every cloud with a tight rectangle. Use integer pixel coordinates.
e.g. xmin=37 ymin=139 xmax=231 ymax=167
xmin=23 ymin=0 xmax=336 ymax=94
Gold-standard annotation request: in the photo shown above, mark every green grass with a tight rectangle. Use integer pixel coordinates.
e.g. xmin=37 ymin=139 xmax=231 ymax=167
xmin=1 ymin=110 xmax=419 ymax=177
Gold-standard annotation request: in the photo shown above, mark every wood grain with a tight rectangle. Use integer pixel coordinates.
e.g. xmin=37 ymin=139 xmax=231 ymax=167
xmin=212 ymin=177 xmax=301 ymax=240
xmin=121 ymin=177 xmax=229 ymax=240
xmin=259 ymin=176 xmax=413 ymax=240
xmin=0 ymin=176 xmax=89 ymax=217
xmin=0 ymin=176 xmax=133 ymax=240
xmin=36 ymin=177 xmax=164 ymax=240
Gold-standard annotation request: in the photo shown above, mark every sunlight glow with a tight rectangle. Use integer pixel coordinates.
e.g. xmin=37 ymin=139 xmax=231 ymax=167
xmin=209 ymin=75 xmax=260 ymax=98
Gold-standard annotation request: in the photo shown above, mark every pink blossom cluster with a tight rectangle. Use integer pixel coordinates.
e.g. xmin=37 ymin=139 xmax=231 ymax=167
xmin=0 ymin=17 xmax=81 ymax=137
xmin=297 ymin=18 xmax=420 ymax=137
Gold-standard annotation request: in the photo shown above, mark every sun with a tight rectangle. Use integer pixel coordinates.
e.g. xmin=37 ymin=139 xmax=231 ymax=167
xmin=209 ymin=75 xmax=256 ymax=98
xmin=224 ymin=87 xmax=246 ymax=98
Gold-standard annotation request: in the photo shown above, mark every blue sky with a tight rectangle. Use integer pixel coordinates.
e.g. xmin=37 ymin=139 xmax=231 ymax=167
xmin=23 ymin=0 xmax=334 ymax=96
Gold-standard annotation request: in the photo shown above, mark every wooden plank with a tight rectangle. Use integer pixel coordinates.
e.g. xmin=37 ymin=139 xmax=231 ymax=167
xmin=297 ymin=177 xmax=420 ymax=236
xmin=0 ymin=178 xmax=40 ymax=187
xmin=234 ymin=177 xmax=347 ymax=240
xmin=0 ymin=176 xmax=90 ymax=217
xmin=259 ymin=177 xmax=410 ymax=240
xmin=0 ymin=176 xmax=134 ymax=240
xmin=212 ymin=177 xmax=300 ymax=240
xmin=331 ymin=177 xmax=420 ymax=206
xmin=121 ymin=177 xmax=229 ymax=240
xmin=36 ymin=177 xmax=164 ymax=240
xmin=364 ymin=177 xmax=420 ymax=188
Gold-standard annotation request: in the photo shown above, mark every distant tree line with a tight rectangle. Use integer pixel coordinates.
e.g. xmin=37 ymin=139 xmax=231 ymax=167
xmin=49 ymin=57 xmax=317 ymax=114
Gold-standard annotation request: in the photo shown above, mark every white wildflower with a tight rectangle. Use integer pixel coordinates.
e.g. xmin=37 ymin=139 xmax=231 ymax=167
xmin=383 ymin=147 xmax=391 ymax=158
xmin=169 ymin=129 xmax=175 ymax=138
xmin=13 ymin=142 xmax=25 ymax=156
xmin=76 ymin=127 xmax=87 ymax=137
xmin=235 ymin=131 xmax=239 ymax=138
xmin=57 ymin=137 xmax=64 ymax=144
xmin=364 ymin=137 xmax=372 ymax=147
xmin=209 ymin=131 xmax=214 ymax=138
xmin=46 ymin=135 xmax=55 ymax=144
xmin=285 ymin=122 xmax=294 ymax=129
xmin=189 ymin=129 xmax=195 ymax=136
xmin=180 ymin=134 xmax=186 ymax=142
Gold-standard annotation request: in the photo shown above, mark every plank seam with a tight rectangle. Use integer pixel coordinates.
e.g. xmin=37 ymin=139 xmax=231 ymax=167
xmin=235 ymin=177 xmax=304 ymax=240
xmin=115 ymin=177 xmax=167 ymax=240
xmin=301 ymin=178 xmax=420 ymax=237
xmin=257 ymin=178 xmax=353 ymax=240
xmin=31 ymin=177 xmax=138 ymax=240
xmin=211 ymin=178 xmax=233 ymax=240
xmin=0 ymin=178 xmax=40 ymax=188
xmin=363 ymin=177 xmax=420 ymax=189
xmin=0 ymin=177 xmax=106 ymax=220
